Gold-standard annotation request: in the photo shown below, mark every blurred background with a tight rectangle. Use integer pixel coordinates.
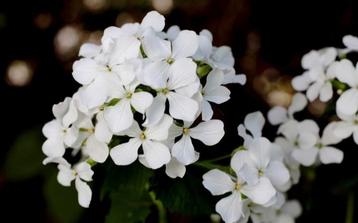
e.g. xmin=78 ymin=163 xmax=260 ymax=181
xmin=0 ymin=0 xmax=358 ymax=222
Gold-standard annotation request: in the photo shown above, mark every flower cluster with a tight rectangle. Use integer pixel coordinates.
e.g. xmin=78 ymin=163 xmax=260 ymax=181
xmin=203 ymin=111 xmax=300 ymax=223
xmin=202 ymin=35 xmax=358 ymax=223
xmin=42 ymin=11 xmax=245 ymax=207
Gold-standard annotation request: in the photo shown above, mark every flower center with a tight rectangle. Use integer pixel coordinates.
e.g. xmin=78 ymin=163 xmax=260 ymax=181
xmin=235 ymin=183 xmax=241 ymax=191
xmin=258 ymin=169 xmax=264 ymax=177
xmin=140 ymin=131 xmax=146 ymax=141
xmin=166 ymin=57 xmax=175 ymax=64
xmin=159 ymin=88 xmax=170 ymax=95
xmin=183 ymin=128 xmax=190 ymax=135
xmin=126 ymin=91 xmax=133 ymax=99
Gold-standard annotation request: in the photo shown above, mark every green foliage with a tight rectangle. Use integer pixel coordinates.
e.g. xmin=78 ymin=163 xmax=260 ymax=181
xmin=44 ymin=173 xmax=84 ymax=223
xmin=102 ymin=162 xmax=154 ymax=223
xmin=4 ymin=128 xmax=44 ymax=181
xmin=154 ymin=171 xmax=214 ymax=216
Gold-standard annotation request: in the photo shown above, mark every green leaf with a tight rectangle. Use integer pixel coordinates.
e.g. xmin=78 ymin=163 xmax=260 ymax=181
xmin=154 ymin=172 xmax=214 ymax=216
xmin=4 ymin=128 xmax=44 ymax=181
xmin=103 ymin=162 xmax=153 ymax=223
xmin=44 ymin=172 xmax=84 ymax=223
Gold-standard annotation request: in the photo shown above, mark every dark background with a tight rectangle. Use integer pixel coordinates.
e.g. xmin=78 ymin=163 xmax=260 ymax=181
xmin=0 ymin=0 xmax=357 ymax=222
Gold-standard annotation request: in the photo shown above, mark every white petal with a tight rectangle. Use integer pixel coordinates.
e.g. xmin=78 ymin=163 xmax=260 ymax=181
xmin=291 ymin=148 xmax=318 ymax=166
xmin=79 ymin=43 xmax=101 ymax=58
xmin=42 ymin=120 xmax=62 ymax=139
xmin=141 ymin=11 xmax=165 ymax=32
xmin=63 ymin=127 xmax=78 ymax=147
xmin=167 ymin=92 xmax=199 ymax=121
xmin=75 ymin=162 xmax=94 ymax=182
xmin=131 ymin=92 xmax=153 ymax=114
xmin=172 ymin=135 xmax=199 ymax=165
xmin=321 ymin=122 xmax=343 ymax=145
xmin=291 ymin=74 xmax=311 ymax=91
xmin=142 ymin=34 xmax=171 ymax=60
xmin=230 ymin=151 xmax=254 ymax=177
xmin=241 ymin=177 xmax=276 ymax=205
xmin=247 ymin=137 xmax=272 ymax=169
xmin=79 ymin=77 xmax=109 ymax=109
xmin=104 ymin=100 xmax=133 ymax=133
xmin=298 ymin=132 xmax=317 ymax=149
xmin=204 ymin=69 xmax=223 ymax=92
xmin=72 ymin=58 xmax=101 ymax=85
xmin=109 ymin=36 xmax=140 ymax=65
xmin=267 ymin=106 xmax=287 ymax=125
xmin=319 ymin=147 xmax=343 ymax=164
xmin=95 ymin=114 xmax=113 ymax=143
xmin=52 ymin=97 xmax=71 ymax=120
xmin=210 ymin=46 xmax=234 ymax=69
xmin=353 ymin=130 xmax=358 ymax=145
xmin=266 ymin=161 xmax=290 ymax=187
xmin=204 ymin=86 xmax=230 ymax=104
xmin=144 ymin=94 xmax=167 ymax=127
xmin=202 ymin=169 xmax=235 ymax=195
xmin=142 ymin=140 xmax=171 ymax=169
xmin=42 ymin=138 xmax=65 ymax=158
xmin=282 ymin=200 xmax=302 ymax=218
xmin=343 ymin=35 xmax=358 ymax=50
xmin=172 ymin=30 xmax=199 ymax=59
xmin=165 ymin=158 xmax=186 ymax=178
xmin=75 ymin=178 xmax=92 ymax=208
xmin=146 ymin=114 xmax=173 ymax=141
xmin=301 ymin=50 xmax=320 ymax=69
xmin=201 ymin=99 xmax=213 ymax=121
xmin=277 ymin=120 xmax=299 ymax=141
xmin=110 ymin=138 xmax=142 ymax=165
xmin=244 ymin=111 xmax=265 ymax=138
xmin=288 ymin=93 xmax=307 ymax=116
xmin=57 ymin=164 xmax=75 ymax=186
xmin=299 ymin=119 xmax=320 ymax=135
xmin=84 ymin=135 xmax=109 ymax=163
xmin=319 ymin=81 xmax=333 ymax=102
xmin=222 ymin=73 xmax=246 ymax=85
xmin=215 ymin=192 xmax=243 ymax=223
xmin=167 ymin=58 xmax=197 ymax=90
xmin=336 ymin=88 xmax=358 ymax=116
xmin=62 ymin=100 xmax=78 ymax=127
xmin=189 ymin=120 xmax=225 ymax=146
xmin=142 ymin=61 xmax=169 ymax=89
xmin=166 ymin=25 xmax=180 ymax=41
xmin=334 ymin=59 xmax=358 ymax=86
xmin=333 ymin=121 xmax=355 ymax=139
xmin=306 ymin=81 xmax=322 ymax=102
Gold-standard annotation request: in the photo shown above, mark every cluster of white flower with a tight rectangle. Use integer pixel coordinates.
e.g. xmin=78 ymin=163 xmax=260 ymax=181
xmin=202 ymin=35 xmax=358 ymax=223
xmin=203 ymin=111 xmax=301 ymax=223
xmin=42 ymin=9 xmax=358 ymax=222
xmin=42 ymin=11 xmax=245 ymax=208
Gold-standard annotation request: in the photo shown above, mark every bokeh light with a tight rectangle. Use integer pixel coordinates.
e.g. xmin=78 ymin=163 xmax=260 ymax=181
xmin=6 ymin=60 xmax=33 ymax=87
xmin=151 ymin=0 xmax=174 ymax=14
xmin=54 ymin=25 xmax=82 ymax=59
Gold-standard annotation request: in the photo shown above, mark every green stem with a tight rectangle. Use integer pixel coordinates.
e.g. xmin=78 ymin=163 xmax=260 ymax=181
xmin=346 ymin=191 xmax=355 ymax=223
xmin=194 ymin=161 xmax=230 ymax=173
xmin=149 ymin=191 xmax=166 ymax=223
xmin=204 ymin=154 xmax=232 ymax=163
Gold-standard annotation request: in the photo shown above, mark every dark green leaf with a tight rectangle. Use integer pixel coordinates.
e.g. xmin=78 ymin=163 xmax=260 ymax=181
xmin=44 ymin=172 xmax=83 ymax=223
xmin=154 ymin=172 xmax=214 ymax=216
xmin=103 ymin=162 xmax=153 ymax=223
xmin=4 ymin=128 xmax=44 ymax=181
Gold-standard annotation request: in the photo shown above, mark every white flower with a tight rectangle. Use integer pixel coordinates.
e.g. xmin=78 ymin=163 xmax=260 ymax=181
xmin=110 ymin=115 xmax=173 ymax=169
xmin=334 ymin=112 xmax=358 ymax=144
xmin=144 ymin=58 xmax=200 ymax=126
xmin=267 ymin=93 xmax=307 ymax=125
xmin=292 ymin=48 xmax=337 ymax=102
xmin=342 ymin=35 xmax=358 ymax=53
xmin=103 ymin=80 xmax=153 ymax=133
xmin=203 ymin=165 xmax=276 ymax=223
xmin=42 ymin=97 xmax=79 ymax=158
xmin=238 ymin=111 xmax=265 ymax=146
xmin=334 ymin=59 xmax=358 ymax=116
xmin=231 ymin=137 xmax=290 ymax=190
xmin=165 ymin=157 xmax=186 ymax=178
xmin=291 ymin=122 xmax=344 ymax=166
xmin=171 ymin=120 xmax=225 ymax=165
xmin=200 ymin=69 xmax=231 ymax=121
xmin=43 ymin=157 xmax=94 ymax=208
